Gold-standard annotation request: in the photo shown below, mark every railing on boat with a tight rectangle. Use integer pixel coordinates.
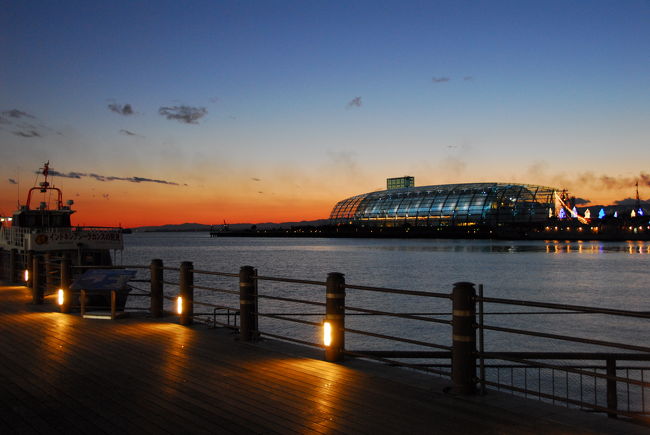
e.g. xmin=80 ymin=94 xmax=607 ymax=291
xmin=3 ymin=255 xmax=649 ymax=421
xmin=0 ymin=226 xmax=123 ymax=251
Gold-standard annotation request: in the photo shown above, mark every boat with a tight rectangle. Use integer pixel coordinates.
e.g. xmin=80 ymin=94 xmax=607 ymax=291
xmin=0 ymin=162 xmax=127 ymax=308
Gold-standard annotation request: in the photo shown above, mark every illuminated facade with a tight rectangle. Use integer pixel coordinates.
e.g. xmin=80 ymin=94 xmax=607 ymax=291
xmin=329 ymin=182 xmax=559 ymax=228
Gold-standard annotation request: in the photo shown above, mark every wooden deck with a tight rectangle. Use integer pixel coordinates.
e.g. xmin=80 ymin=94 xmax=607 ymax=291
xmin=0 ymin=284 xmax=647 ymax=434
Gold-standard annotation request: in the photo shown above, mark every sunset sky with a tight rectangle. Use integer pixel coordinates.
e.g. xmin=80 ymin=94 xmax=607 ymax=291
xmin=1 ymin=1 xmax=649 ymax=227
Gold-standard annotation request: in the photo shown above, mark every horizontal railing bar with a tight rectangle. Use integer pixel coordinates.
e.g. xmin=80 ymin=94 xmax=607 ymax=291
xmin=191 ymin=284 xmax=239 ymax=295
xmin=345 ymin=304 xmax=452 ymax=325
xmin=73 ymin=265 xmax=147 ymax=269
xmin=479 ymin=364 xmax=650 ymax=370
xmin=256 ymin=313 xmax=321 ymax=327
xmin=348 ymin=350 xmax=451 ymax=358
xmin=161 ymin=267 xmax=180 ymax=272
xmin=254 ymin=275 xmax=326 ymax=286
xmin=344 ymin=326 xmax=452 ymax=351
xmin=345 ymin=283 xmax=450 ymax=299
xmin=162 ymin=280 xmax=180 ymax=286
xmin=482 ymin=352 xmax=650 ymax=361
xmin=478 ymin=296 xmax=650 ymax=319
xmin=343 ymin=350 xmax=452 ymax=377
xmin=129 ymin=279 xmax=151 ymax=283
xmin=192 ymin=269 xmax=239 ymax=278
xmin=480 ymin=323 xmax=650 ymax=353
xmin=256 ymin=294 xmax=326 ymax=307
xmin=258 ymin=331 xmax=322 ymax=348
xmin=128 ymin=293 xmax=151 ymax=297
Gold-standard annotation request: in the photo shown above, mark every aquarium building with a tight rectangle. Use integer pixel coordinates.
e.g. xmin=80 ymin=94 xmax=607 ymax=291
xmin=329 ymin=177 xmax=559 ymax=229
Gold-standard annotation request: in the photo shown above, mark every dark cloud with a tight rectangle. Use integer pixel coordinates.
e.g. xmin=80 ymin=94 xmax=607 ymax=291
xmin=41 ymin=170 xmax=179 ymax=185
xmin=251 ymin=177 xmax=261 ymax=182
xmin=119 ymin=129 xmax=142 ymax=137
xmin=576 ymin=172 xmax=650 ymax=190
xmin=13 ymin=130 xmax=41 ymax=138
xmin=8 ymin=178 xmax=17 ymax=184
xmin=573 ymin=197 xmax=590 ymax=205
xmin=158 ymin=105 xmax=207 ymax=124
xmin=346 ymin=97 xmax=362 ymax=108
xmin=463 ymin=76 xmax=474 ymax=81
xmin=432 ymin=77 xmax=450 ymax=83
xmin=2 ymin=109 xmax=35 ymax=119
xmin=107 ymin=103 xmax=134 ymax=116
xmin=611 ymin=198 xmax=650 ymax=206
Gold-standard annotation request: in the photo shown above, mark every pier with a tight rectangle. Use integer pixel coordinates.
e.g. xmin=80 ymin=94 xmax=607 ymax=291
xmin=1 ymin=252 xmax=649 ymax=433
xmin=1 ymin=283 xmax=648 ymax=434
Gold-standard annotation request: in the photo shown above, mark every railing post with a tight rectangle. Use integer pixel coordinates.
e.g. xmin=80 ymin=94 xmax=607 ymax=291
xmin=32 ymin=255 xmax=43 ymax=304
xmin=110 ymin=290 xmax=117 ymax=320
xmin=150 ymin=259 xmax=164 ymax=317
xmin=179 ymin=261 xmax=193 ymax=326
xmin=606 ymin=357 xmax=618 ymax=418
xmin=325 ymin=272 xmax=345 ymax=362
xmin=452 ymin=281 xmax=477 ymax=394
xmin=239 ymin=265 xmax=256 ymax=341
xmin=60 ymin=254 xmax=72 ymax=313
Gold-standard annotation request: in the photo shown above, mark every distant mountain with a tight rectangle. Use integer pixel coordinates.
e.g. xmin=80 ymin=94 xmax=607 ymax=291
xmin=131 ymin=219 xmax=329 ymax=232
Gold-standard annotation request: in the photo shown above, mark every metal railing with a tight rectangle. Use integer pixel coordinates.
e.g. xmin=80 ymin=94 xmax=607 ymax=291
xmin=13 ymin=256 xmax=650 ymax=421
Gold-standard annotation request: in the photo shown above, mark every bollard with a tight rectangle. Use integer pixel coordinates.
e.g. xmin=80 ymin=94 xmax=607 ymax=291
xmin=239 ymin=266 xmax=256 ymax=341
xmin=606 ymin=358 xmax=618 ymax=418
xmin=179 ymin=261 xmax=193 ymax=325
xmin=32 ymin=256 xmax=43 ymax=304
xmin=60 ymin=254 xmax=72 ymax=313
xmin=150 ymin=259 xmax=164 ymax=317
xmin=110 ymin=291 xmax=117 ymax=320
xmin=325 ymin=272 xmax=345 ymax=362
xmin=452 ymin=281 xmax=477 ymax=394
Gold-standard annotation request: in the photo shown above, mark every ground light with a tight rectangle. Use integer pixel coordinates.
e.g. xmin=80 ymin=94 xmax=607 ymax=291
xmin=323 ymin=320 xmax=332 ymax=347
xmin=23 ymin=269 xmax=29 ymax=282
xmin=57 ymin=289 xmax=64 ymax=306
xmin=177 ymin=296 xmax=183 ymax=315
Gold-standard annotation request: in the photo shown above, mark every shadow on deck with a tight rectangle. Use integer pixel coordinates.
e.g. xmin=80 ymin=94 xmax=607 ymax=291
xmin=0 ymin=284 xmax=646 ymax=434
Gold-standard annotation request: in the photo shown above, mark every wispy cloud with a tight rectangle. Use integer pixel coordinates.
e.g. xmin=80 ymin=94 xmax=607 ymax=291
xmin=158 ymin=105 xmax=207 ymax=124
xmin=575 ymin=172 xmax=650 ymax=190
xmin=13 ymin=130 xmax=41 ymax=138
xmin=0 ymin=109 xmax=61 ymax=138
xmin=251 ymin=177 xmax=261 ymax=182
xmin=119 ymin=129 xmax=142 ymax=137
xmin=432 ymin=77 xmax=450 ymax=83
xmin=107 ymin=102 xmax=134 ymax=116
xmin=8 ymin=178 xmax=17 ymax=185
xmin=346 ymin=96 xmax=362 ymax=109
xmin=45 ymin=170 xmax=180 ymax=186
xmin=573 ymin=197 xmax=590 ymax=205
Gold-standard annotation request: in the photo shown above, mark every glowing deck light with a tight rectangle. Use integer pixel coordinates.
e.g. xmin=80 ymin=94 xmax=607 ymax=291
xmin=23 ymin=269 xmax=29 ymax=282
xmin=323 ymin=321 xmax=333 ymax=347
xmin=177 ymin=296 xmax=183 ymax=314
xmin=57 ymin=289 xmax=64 ymax=306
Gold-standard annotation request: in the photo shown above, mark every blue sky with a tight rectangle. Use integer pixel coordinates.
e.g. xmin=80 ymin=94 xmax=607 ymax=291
xmin=1 ymin=1 xmax=649 ymax=225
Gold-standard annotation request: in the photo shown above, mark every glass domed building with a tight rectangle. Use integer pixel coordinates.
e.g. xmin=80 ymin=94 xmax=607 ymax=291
xmin=329 ymin=178 xmax=559 ymax=230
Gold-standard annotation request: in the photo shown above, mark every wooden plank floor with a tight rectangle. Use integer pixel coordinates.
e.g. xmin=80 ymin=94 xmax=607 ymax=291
xmin=0 ymin=284 xmax=647 ymax=434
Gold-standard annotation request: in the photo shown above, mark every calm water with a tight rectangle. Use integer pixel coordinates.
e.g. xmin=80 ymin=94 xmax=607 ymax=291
xmin=120 ymin=233 xmax=649 ymax=353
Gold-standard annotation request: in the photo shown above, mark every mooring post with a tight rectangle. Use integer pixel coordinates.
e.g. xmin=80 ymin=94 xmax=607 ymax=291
xmin=32 ymin=255 xmax=43 ymax=304
xmin=179 ymin=261 xmax=193 ymax=326
xmin=325 ymin=272 xmax=346 ymax=362
xmin=60 ymin=254 xmax=72 ymax=313
xmin=606 ymin=357 xmax=618 ymax=418
xmin=150 ymin=259 xmax=164 ymax=317
xmin=9 ymin=248 xmax=17 ymax=283
xmin=239 ymin=265 xmax=256 ymax=341
xmin=452 ymin=281 xmax=477 ymax=394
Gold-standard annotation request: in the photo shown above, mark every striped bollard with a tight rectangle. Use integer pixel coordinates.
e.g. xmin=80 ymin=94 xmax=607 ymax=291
xmin=452 ymin=281 xmax=477 ymax=394
xmin=325 ymin=272 xmax=345 ymax=362
xmin=239 ymin=266 xmax=256 ymax=341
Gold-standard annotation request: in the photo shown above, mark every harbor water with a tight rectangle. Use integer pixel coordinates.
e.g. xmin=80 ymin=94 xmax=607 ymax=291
xmin=121 ymin=233 xmax=649 ymax=352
